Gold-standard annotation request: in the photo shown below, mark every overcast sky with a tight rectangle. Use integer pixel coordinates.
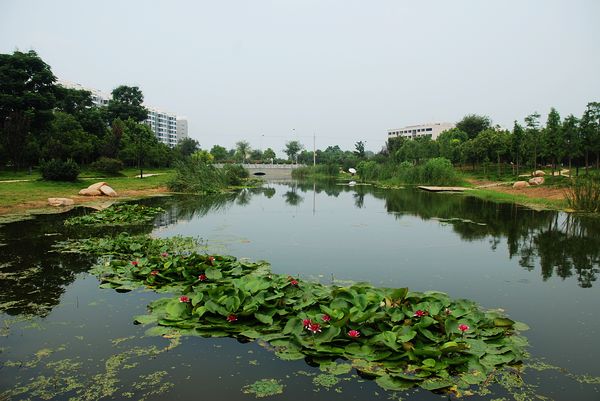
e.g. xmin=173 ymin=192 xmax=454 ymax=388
xmin=1 ymin=0 xmax=599 ymax=155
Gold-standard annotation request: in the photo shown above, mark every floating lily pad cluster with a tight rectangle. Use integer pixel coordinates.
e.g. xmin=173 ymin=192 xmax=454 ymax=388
xmin=64 ymin=204 xmax=165 ymax=226
xmin=61 ymin=233 xmax=529 ymax=393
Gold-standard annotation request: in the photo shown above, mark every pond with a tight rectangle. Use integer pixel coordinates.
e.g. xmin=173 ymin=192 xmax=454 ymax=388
xmin=1 ymin=180 xmax=599 ymax=400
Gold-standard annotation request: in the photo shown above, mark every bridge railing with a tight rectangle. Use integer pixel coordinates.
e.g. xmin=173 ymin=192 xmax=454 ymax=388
xmin=214 ymin=164 xmax=306 ymax=169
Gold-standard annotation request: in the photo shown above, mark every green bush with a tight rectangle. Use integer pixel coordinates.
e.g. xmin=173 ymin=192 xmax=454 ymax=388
xmin=90 ymin=157 xmax=124 ymax=175
xmin=222 ymin=164 xmax=249 ymax=186
xmin=292 ymin=164 xmax=339 ymax=179
xmin=566 ymin=176 xmax=600 ymax=213
xmin=421 ymin=157 xmax=460 ymax=185
xmin=41 ymin=159 xmax=80 ymax=181
xmin=168 ymin=159 xmax=226 ymax=194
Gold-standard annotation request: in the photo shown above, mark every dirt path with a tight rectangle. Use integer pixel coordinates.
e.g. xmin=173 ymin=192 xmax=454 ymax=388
xmin=466 ymin=179 xmax=567 ymax=201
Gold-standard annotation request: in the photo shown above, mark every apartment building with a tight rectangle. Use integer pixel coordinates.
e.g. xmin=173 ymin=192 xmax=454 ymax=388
xmin=387 ymin=122 xmax=455 ymax=141
xmin=56 ymin=80 xmax=188 ymax=147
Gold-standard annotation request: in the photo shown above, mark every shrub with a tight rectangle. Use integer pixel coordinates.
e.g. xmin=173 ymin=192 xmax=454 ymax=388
xmin=90 ymin=157 xmax=124 ymax=175
xmin=41 ymin=159 xmax=80 ymax=181
xmin=565 ymin=176 xmax=600 ymax=213
xmin=421 ymin=157 xmax=460 ymax=186
xmin=222 ymin=164 xmax=249 ymax=186
xmin=168 ymin=159 xmax=226 ymax=194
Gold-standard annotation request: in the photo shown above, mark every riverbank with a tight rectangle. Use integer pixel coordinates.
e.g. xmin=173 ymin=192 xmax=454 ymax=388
xmin=0 ymin=168 xmax=175 ymax=217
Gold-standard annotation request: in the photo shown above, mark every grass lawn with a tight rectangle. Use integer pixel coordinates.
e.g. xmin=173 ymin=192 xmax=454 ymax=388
xmin=0 ymin=168 xmax=175 ymax=210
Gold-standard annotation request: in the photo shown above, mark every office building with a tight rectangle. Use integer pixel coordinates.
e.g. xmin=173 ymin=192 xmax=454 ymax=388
xmin=387 ymin=122 xmax=455 ymax=141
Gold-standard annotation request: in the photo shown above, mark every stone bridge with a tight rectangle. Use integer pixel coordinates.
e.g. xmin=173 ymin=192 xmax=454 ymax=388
xmin=215 ymin=164 xmax=306 ymax=179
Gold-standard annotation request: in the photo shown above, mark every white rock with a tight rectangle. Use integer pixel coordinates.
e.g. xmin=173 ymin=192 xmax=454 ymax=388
xmin=99 ymin=185 xmax=118 ymax=197
xmin=529 ymin=177 xmax=545 ymax=185
xmin=79 ymin=188 xmax=102 ymax=196
xmin=512 ymin=181 xmax=530 ymax=189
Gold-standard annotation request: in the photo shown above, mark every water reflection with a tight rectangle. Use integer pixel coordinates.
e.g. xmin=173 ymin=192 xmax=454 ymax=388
xmin=151 ymin=181 xmax=599 ymax=288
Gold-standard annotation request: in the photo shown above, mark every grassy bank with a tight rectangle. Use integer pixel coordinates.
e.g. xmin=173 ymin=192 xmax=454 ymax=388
xmin=0 ymin=168 xmax=175 ymax=214
xmin=465 ymin=188 xmax=568 ymax=210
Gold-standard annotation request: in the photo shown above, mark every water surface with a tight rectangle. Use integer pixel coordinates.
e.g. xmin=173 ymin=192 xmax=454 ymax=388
xmin=1 ymin=181 xmax=598 ymax=400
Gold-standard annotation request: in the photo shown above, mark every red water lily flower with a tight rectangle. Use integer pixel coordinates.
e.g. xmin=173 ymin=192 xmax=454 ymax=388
xmin=161 ymin=252 xmax=169 ymax=257
xmin=198 ymin=274 xmax=207 ymax=281
xmin=227 ymin=314 xmax=237 ymax=323
xmin=150 ymin=270 xmax=159 ymax=276
xmin=131 ymin=260 xmax=139 ymax=266
xmin=179 ymin=296 xmax=190 ymax=303
xmin=290 ymin=279 xmax=299 ymax=286
xmin=445 ymin=308 xmax=452 ymax=315
xmin=208 ymin=256 xmax=215 ymax=265
xmin=303 ymin=319 xmax=312 ymax=328
xmin=413 ymin=310 xmax=426 ymax=318
xmin=322 ymin=314 xmax=331 ymax=322
xmin=458 ymin=324 xmax=470 ymax=333
xmin=308 ymin=322 xmax=322 ymax=334
xmin=348 ymin=330 xmax=360 ymax=338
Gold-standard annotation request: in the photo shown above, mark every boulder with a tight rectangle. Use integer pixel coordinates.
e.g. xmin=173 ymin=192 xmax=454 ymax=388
xmin=533 ymin=170 xmax=545 ymax=177
xmin=529 ymin=177 xmax=545 ymax=186
xmin=99 ymin=184 xmax=118 ymax=197
xmin=79 ymin=188 xmax=102 ymax=196
xmin=87 ymin=181 xmax=107 ymax=191
xmin=48 ymin=197 xmax=74 ymax=207
xmin=512 ymin=181 xmax=530 ymax=189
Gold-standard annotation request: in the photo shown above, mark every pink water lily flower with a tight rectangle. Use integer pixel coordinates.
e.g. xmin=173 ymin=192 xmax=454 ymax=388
xmin=208 ymin=256 xmax=215 ymax=265
xmin=307 ymin=322 xmax=322 ymax=334
xmin=227 ymin=314 xmax=237 ymax=323
xmin=131 ymin=260 xmax=139 ymax=266
xmin=161 ymin=252 xmax=169 ymax=257
xmin=179 ymin=296 xmax=190 ymax=303
xmin=150 ymin=270 xmax=159 ymax=276
xmin=198 ymin=274 xmax=207 ymax=281
xmin=322 ymin=314 xmax=331 ymax=322
xmin=348 ymin=329 xmax=361 ymax=338
xmin=414 ymin=310 xmax=426 ymax=318
xmin=290 ymin=279 xmax=299 ymax=286
xmin=458 ymin=324 xmax=470 ymax=333
xmin=302 ymin=319 xmax=312 ymax=328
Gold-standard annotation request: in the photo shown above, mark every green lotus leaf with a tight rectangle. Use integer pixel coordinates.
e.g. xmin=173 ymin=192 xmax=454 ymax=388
xmin=375 ymin=375 xmax=416 ymax=391
xmin=494 ymin=317 xmax=515 ymax=327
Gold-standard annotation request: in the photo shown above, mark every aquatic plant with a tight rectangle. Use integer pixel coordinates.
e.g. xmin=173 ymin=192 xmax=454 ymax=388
xmin=57 ymin=233 xmax=530 ymax=394
xmin=64 ymin=204 xmax=165 ymax=226
xmin=565 ymin=176 xmax=600 ymax=213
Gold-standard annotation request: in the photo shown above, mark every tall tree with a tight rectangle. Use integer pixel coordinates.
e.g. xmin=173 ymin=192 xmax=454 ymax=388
xmin=511 ymin=121 xmax=525 ymax=175
xmin=562 ymin=114 xmax=581 ymax=174
xmin=437 ymin=128 xmax=468 ymax=164
xmin=542 ymin=108 xmax=563 ymax=175
xmin=284 ymin=140 xmax=303 ymax=163
xmin=106 ymin=85 xmax=147 ymax=124
xmin=235 ymin=140 xmax=251 ymax=163
xmin=455 ymin=114 xmax=492 ymax=139
xmin=580 ymin=102 xmax=600 ymax=173
xmin=354 ymin=141 xmax=366 ymax=158
xmin=175 ymin=137 xmax=199 ymax=158
xmin=209 ymin=145 xmax=228 ymax=161
xmin=119 ymin=119 xmax=157 ymax=178
xmin=263 ymin=147 xmax=276 ymax=162
xmin=0 ymin=50 xmax=56 ymax=167
xmin=524 ymin=112 xmax=541 ymax=169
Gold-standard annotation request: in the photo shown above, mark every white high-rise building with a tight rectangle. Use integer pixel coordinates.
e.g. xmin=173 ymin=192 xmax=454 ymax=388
xmin=387 ymin=122 xmax=455 ymax=141
xmin=176 ymin=117 xmax=188 ymax=143
xmin=56 ymin=79 xmax=188 ymax=148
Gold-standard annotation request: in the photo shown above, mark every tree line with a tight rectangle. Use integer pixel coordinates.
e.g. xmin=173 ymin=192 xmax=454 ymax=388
xmin=386 ymin=108 xmax=600 ymax=176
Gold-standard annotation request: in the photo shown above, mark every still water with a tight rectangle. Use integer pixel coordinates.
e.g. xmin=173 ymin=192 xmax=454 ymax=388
xmin=1 ymin=181 xmax=599 ymax=400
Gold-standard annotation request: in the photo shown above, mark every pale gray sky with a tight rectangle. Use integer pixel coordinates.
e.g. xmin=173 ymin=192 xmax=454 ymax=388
xmin=1 ymin=0 xmax=599 ymax=155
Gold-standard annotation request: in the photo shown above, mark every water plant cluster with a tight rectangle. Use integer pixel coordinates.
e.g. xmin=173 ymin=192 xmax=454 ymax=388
xmin=58 ymin=233 xmax=529 ymax=394
xmin=565 ymin=175 xmax=600 ymax=213
xmin=63 ymin=204 xmax=165 ymax=227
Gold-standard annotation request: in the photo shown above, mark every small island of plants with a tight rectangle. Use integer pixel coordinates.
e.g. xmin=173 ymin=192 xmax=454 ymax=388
xmin=58 ymin=232 xmax=529 ymax=394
